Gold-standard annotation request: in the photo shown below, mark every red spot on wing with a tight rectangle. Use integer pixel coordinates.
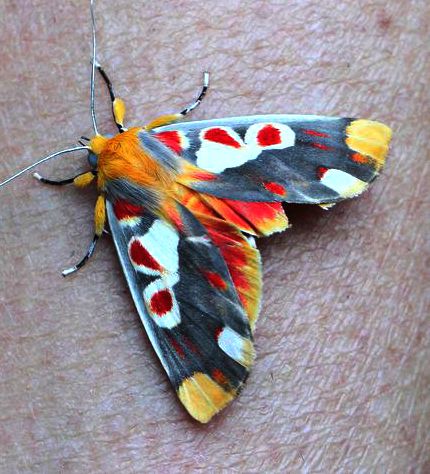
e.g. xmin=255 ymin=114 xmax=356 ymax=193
xmin=317 ymin=167 xmax=328 ymax=179
xmin=303 ymin=129 xmax=329 ymax=138
xmin=168 ymin=336 xmax=185 ymax=359
xmin=311 ymin=142 xmax=333 ymax=151
xmin=113 ymin=200 xmax=143 ymax=220
xmin=351 ymin=152 xmax=369 ymax=164
xmin=129 ymin=240 xmax=162 ymax=271
xmin=204 ymin=128 xmax=242 ymax=148
xmin=155 ymin=131 xmax=183 ymax=154
xmin=214 ymin=327 xmax=223 ymax=340
xmin=183 ymin=336 xmax=199 ymax=354
xmin=212 ymin=368 xmax=229 ymax=387
xmin=263 ymin=181 xmax=287 ymax=196
xmin=257 ymin=124 xmax=282 ymax=146
xmin=203 ymin=270 xmax=228 ymax=291
xmin=150 ymin=289 xmax=174 ymax=316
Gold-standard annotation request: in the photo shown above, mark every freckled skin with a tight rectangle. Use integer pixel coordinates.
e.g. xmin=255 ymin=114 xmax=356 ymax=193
xmin=0 ymin=0 xmax=428 ymax=472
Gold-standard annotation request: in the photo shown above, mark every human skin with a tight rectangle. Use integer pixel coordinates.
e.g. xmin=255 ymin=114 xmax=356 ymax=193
xmin=0 ymin=0 xmax=429 ymax=472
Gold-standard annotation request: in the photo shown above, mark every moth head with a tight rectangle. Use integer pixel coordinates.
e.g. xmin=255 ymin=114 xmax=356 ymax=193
xmin=87 ymin=150 xmax=98 ymax=168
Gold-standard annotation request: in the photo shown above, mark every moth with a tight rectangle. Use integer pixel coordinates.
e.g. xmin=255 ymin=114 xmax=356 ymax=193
xmin=1 ymin=1 xmax=392 ymax=423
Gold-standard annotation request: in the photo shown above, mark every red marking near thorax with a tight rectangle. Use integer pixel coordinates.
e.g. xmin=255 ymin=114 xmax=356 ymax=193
xmin=155 ymin=131 xmax=183 ymax=154
xmin=204 ymin=128 xmax=241 ymax=148
xmin=150 ymin=289 xmax=174 ymax=316
xmin=129 ymin=240 xmax=162 ymax=271
xmin=114 ymin=200 xmax=143 ymax=220
xmin=257 ymin=125 xmax=281 ymax=146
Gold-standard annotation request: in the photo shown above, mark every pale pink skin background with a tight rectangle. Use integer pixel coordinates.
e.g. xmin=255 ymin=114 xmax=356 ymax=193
xmin=0 ymin=0 xmax=429 ymax=472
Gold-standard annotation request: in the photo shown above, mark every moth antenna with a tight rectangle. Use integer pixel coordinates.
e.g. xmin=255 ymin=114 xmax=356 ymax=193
xmin=0 ymin=146 xmax=90 ymax=188
xmin=90 ymin=0 xmax=99 ymax=135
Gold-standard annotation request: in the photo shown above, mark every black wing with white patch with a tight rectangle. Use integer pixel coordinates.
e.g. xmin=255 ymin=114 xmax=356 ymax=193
xmin=107 ymin=199 xmax=256 ymax=423
xmin=152 ymin=114 xmax=391 ymax=204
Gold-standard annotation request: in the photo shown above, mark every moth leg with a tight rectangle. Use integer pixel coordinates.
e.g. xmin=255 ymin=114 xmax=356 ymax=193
xmin=62 ymin=195 xmax=106 ymax=277
xmin=96 ymin=63 xmax=127 ymax=133
xmin=33 ymin=171 xmax=96 ymax=188
xmin=145 ymin=72 xmax=210 ymax=130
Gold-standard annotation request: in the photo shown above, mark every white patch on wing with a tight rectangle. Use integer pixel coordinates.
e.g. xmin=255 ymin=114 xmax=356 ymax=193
xmin=179 ymin=131 xmax=191 ymax=151
xmin=217 ymin=326 xmax=254 ymax=368
xmin=186 ymin=235 xmax=212 ymax=246
xmin=143 ymin=276 xmax=181 ymax=329
xmin=128 ymin=219 xmax=180 ymax=276
xmin=195 ymin=123 xmax=295 ymax=173
xmin=320 ymin=169 xmax=368 ymax=198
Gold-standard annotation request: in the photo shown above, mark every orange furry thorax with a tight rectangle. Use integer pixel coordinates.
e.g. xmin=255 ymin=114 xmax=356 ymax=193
xmin=90 ymin=127 xmax=176 ymax=192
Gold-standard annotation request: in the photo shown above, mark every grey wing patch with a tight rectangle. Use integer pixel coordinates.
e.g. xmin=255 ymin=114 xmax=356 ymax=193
xmin=138 ymin=129 xmax=180 ymax=172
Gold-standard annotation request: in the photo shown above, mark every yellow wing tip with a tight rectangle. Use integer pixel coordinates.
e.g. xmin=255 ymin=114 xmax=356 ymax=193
xmin=177 ymin=372 xmax=237 ymax=423
xmin=346 ymin=119 xmax=392 ymax=171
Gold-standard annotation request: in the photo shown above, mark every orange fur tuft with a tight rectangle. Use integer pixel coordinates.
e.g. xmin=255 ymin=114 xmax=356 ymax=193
xmin=95 ymin=128 xmax=176 ymax=192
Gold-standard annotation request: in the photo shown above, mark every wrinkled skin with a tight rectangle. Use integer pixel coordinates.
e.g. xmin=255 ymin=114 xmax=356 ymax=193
xmin=0 ymin=1 xmax=429 ymax=472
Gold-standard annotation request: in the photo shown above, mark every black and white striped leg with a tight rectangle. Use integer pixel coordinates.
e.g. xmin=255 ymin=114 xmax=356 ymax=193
xmin=33 ymin=170 xmax=96 ymax=187
xmin=33 ymin=173 xmax=75 ymax=186
xmin=180 ymin=71 xmax=210 ymax=116
xmin=96 ymin=62 xmax=127 ymax=133
xmin=61 ymin=195 xmax=106 ymax=276
xmin=62 ymin=235 xmax=99 ymax=277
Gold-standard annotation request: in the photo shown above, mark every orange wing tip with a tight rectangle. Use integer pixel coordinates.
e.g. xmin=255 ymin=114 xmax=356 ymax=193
xmin=345 ymin=119 xmax=392 ymax=171
xmin=177 ymin=372 xmax=236 ymax=423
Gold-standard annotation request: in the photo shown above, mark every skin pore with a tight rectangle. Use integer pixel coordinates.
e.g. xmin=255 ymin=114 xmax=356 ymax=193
xmin=0 ymin=0 xmax=429 ymax=471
